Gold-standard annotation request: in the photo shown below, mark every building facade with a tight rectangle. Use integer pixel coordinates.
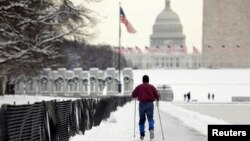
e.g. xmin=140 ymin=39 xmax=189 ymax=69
xmin=150 ymin=0 xmax=185 ymax=49
xmin=121 ymin=0 xmax=201 ymax=69
xmin=119 ymin=47 xmax=202 ymax=69
xmin=202 ymin=0 xmax=250 ymax=68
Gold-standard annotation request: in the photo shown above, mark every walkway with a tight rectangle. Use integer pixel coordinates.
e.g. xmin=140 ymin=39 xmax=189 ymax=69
xmin=71 ymin=101 xmax=207 ymax=141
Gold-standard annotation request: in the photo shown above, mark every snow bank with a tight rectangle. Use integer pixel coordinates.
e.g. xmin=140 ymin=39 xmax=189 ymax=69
xmin=160 ymin=102 xmax=229 ymax=136
xmin=0 ymin=95 xmax=79 ymax=105
xmin=70 ymin=101 xmax=136 ymax=141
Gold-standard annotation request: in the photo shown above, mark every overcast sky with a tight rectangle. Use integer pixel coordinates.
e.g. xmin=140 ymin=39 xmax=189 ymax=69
xmin=74 ymin=0 xmax=203 ymax=52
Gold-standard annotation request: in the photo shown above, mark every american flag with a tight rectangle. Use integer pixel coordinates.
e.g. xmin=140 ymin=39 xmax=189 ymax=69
xmin=147 ymin=47 xmax=155 ymax=54
xmin=167 ymin=45 xmax=174 ymax=54
xmin=193 ymin=46 xmax=200 ymax=54
xmin=156 ymin=46 xmax=163 ymax=53
xmin=207 ymin=45 xmax=214 ymax=51
xmin=135 ymin=46 xmax=142 ymax=53
xmin=236 ymin=45 xmax=243 ymax=53
xmin=120 ymin=7 xmax=136 ymax=33
xmin=180 ymin=45 xmax=187 ymax=54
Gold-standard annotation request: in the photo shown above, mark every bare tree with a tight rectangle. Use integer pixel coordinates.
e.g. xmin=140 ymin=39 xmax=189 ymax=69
xmin=0 ymin=0 xmax=97 ymax=78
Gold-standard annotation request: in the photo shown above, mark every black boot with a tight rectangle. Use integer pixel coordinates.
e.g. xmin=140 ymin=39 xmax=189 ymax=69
xmin=140 ymin=133 xmax=145 ymax=140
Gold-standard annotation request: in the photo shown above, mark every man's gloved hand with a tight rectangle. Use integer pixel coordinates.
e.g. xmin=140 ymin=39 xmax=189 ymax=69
xmin=156 ymin=100 xmax=159 ymax=107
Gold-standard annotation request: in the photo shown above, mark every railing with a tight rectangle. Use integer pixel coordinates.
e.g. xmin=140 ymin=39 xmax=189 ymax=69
xmin=0 ymin=96 xmax=132 ymax=141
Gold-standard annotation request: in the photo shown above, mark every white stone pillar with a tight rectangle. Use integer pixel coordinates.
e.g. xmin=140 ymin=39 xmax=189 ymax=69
xmin=39 ymin=68 xmax=52 ymax=96
xmin=106 ymin=68 xmax=116 ymax=95
xmin=89 ymin=68 xmax=99 ymax=97
xmin=66 ymin=70 xmax=74 ymax=97
xmin=25 ymin=77 xmax=36 ymax=95
xmin=52 ymin=71 xmax=59 ymax=96
xmin=81 ymin=71 xmax=89 ymax=96
xmin=57 ymin=68 xmax=67 ymax=96
xmin=97 ymin=70 xmax=105 ymax=96
xmin=73 ymin=68 xmax=82 ymax=97
xmin=123 ymin=68 xmax=134 ymax=95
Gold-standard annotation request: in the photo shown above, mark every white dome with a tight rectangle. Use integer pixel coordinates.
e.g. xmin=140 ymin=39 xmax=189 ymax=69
xmin=150 ymin=0 xmax=186 ymax=47
xmin=155 ymin=9 xmax=181 ymax=24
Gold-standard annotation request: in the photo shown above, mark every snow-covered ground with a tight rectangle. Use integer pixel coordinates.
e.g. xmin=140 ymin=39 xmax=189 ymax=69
xmin=70 ymin=101 xmax=229 ymax=141
xmin=1 ymin=69 xmax=250 ymax=140
xmin=159 ymin=102 xmax=228 ymax=136
xmin=0 ymin=95 xmax=80 ymax=105
xmin=133 ymin=69 xmax=250 ymax=102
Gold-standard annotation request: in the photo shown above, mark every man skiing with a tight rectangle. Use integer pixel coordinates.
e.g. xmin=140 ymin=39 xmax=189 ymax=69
xmin=132 ymin=75 xmax=160 ymax=140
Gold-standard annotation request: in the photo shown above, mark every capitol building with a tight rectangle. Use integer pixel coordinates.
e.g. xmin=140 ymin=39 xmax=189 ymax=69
xmin=120 ymin=0 xmax=202 ymax=69
xmin=150 ymin=0 xmax=185 ymax=48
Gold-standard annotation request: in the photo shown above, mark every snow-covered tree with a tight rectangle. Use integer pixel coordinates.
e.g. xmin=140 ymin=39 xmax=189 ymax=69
xmin=0 ymin=0 xmax=96 ymax=77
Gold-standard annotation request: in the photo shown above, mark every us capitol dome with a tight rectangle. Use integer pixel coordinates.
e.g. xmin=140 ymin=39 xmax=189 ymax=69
xmin=116 ymin=0 xmax=202 ymax=70
xmin=150 ymin=0 xmax=186 ymax=48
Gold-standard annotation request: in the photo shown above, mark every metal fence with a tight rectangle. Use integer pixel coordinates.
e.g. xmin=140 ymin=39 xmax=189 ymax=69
xmin=0 ymin=96 xmax=132 ymax=141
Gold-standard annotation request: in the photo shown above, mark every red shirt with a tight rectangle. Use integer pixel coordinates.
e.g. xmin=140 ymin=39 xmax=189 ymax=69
xmin=132 ymin=83 xmax=160 ymax=102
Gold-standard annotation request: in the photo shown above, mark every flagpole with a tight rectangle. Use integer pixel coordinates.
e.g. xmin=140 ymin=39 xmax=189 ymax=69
xmin=118 ymin=1 xmax=122 ymax=93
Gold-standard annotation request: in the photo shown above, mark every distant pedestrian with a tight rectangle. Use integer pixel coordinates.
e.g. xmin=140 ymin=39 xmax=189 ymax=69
xmin=187 ymin=92 xmax=191 ymax=102
xmin=208 ymin=93 xmax=210 ymax=100
xmin=131 ymin=75 xmax=160 ymax=140
xmin=212 ymin=94 xmax=215 ymax=100
xmin=184 ymin=94 xmax=187 ymax=101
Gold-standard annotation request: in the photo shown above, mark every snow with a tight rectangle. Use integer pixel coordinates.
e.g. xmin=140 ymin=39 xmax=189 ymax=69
xmin=133 ymin=69 xmax=250 ymax=102
xmin=0 ymin=1 xmax=88 ymax=66
xmin=70 ymin=102 xmax=136 ymax=141
xmin=70 ymin=101 xmax=229 ymax=141
xmin=1 ymin=69 xmax=250 ymax=140
xmin=159 ymin=102 xmax=229 ymax=136
xmin=0 ymin=95 xmax=80 ymax=106
xmin=0 ymin=3 xmax=25 ymax=11
xmin=73 ymin=69 xmax=250 ymax=140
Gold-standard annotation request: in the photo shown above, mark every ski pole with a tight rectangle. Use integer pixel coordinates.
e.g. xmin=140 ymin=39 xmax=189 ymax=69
xmin=134 ymin=99 xmax=136 ymax=138
xmin=157 ymin=102 xmax=165 ymax=140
